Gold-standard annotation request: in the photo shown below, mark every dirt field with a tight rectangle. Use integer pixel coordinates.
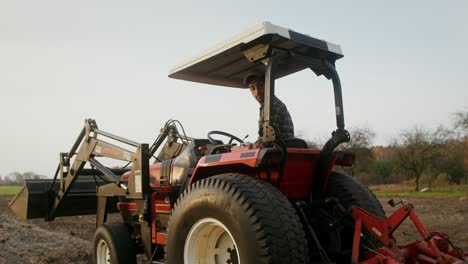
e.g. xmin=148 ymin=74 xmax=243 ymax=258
xmin=0 ymin=195 xmax=466 ymax=263
xmin=379 ymin=195 xmax=467 ymax=249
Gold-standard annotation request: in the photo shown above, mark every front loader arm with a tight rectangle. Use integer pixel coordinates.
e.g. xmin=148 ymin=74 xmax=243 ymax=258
xmin=46 ymin=119 xmax=151 ymax=221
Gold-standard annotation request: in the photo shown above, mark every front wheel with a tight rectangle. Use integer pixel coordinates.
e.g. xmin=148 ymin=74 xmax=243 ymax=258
xmin=185 ymin=217 xmax=240 ymax=263
xmin=165 ymin=173 xmax=308 ymax=264
xmin=93 ymin=223 xmax=136 ymax=264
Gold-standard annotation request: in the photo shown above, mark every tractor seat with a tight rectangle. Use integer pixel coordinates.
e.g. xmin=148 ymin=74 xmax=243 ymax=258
xmin=283 ymin=138 xmax=308 ymax=148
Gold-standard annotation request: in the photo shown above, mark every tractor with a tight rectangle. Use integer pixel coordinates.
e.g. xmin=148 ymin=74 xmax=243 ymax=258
xmin=10 ymin=22 xmax=467 ymax=264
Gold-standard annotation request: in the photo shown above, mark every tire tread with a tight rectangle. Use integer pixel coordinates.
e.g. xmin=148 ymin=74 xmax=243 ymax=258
xmin=167 ymin=173 xmax=308 ymax=264
xmin=93 ymin=222 xmax=136 ymax=264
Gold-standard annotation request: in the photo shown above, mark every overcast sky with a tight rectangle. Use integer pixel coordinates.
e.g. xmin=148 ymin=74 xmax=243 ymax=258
xmin=1 ymin=1 xmax=467 ymax=176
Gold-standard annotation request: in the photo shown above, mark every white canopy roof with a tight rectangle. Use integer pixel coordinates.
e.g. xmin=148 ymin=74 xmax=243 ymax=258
xmin=169 ymin=21 xmax=343 ymax=88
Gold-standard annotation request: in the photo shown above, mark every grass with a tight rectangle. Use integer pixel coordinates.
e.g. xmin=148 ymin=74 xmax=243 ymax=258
xmin=370 ymin=184 xmax=468 ymax=197
xmin=0 ymin=186 xmax=22 ymax=195
xmin=373 ymin=190 xmax=467 ymax=197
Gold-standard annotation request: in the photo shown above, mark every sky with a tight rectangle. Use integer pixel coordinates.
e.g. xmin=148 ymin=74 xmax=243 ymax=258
xmin=0 ymin=0 xmax=467 ymax=176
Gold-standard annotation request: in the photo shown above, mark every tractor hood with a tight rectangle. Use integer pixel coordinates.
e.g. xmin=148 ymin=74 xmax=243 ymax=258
xmin=169 ymin=21 xmax=344 ymax=88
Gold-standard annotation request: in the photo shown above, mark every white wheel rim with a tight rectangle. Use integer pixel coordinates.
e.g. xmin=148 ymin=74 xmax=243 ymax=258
xmin=96 ymin=239 xmax=111 ymax=264
xmin=184 ymin=218 xmax=240 ymax=264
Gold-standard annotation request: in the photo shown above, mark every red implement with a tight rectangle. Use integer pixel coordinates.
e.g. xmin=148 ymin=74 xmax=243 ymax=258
xmin=351 ymin=201 xmax=467 ymax=264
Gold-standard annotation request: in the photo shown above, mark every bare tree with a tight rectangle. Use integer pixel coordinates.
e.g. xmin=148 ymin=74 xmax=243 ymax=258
xmin=452 ymin=111 xmax=467 ymax=183
xmin=370 ymin=160 xmax=395 ymax=184
xmin=1 ymin=171 xmax=46 ymax=185
xmin=339 ymin=126 xmax=376 ymax=176
xmin=8 ymin=172 xmax=24 ymax=185
xmin=23 ymin=171 xmax=45 ymax=180
xmin=393 ymin=126 xmax=439 ymax=191
xmin=342 ymin=126 xmax=376 ymax=150
xmin=453 ymin=110 xmax=468 ymax=131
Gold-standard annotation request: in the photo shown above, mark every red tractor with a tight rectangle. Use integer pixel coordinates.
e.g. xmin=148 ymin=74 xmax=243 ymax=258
xmin=10 ymin=22 xmax=467 ymax=264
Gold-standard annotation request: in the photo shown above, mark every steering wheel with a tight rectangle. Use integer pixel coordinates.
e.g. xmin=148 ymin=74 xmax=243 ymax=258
xmin=207 ymin=130 xmax=244 ymax=145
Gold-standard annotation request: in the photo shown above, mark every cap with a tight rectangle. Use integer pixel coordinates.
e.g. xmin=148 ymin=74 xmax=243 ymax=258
xmin=243 ymin=69 xmax=264 ymax=86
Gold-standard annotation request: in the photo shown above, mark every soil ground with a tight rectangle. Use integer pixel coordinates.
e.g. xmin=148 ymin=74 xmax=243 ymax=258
xmin=0 ymin=194 xmax=466 ymax=263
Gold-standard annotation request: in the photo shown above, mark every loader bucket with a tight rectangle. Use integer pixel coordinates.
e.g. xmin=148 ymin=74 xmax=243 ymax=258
xmin=9 ymin=176 xmax=117 ymax=220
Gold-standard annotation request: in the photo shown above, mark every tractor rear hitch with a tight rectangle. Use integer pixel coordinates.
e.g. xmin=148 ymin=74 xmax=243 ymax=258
xmin=296 ymin=201 xmax=334 ymax=264
xmin=351 ymin=202 xmax=467 ymax=263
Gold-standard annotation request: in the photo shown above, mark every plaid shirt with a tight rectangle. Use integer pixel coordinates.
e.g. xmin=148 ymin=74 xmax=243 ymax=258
xmin=258 ymin=96 xmax=294 ymax=140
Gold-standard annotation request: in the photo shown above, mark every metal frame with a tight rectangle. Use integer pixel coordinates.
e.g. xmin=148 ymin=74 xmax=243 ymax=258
xmin=260 ymin=49 xmax=349 ymax=147
xmin=351 ymin=202 xmax=468 ymax=263
xmin=42 ymin=119 xmax=157 ymax=260
xmin=260 ymin=50 xmax=350 ymax=198
xmin=46 ymin=119 xmax=151 ymax=221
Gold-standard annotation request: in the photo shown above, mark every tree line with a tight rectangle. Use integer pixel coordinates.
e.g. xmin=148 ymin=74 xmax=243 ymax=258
xmin=0 ymin=171 xmax=47 ymax=185
xmin=337 ymin=110 xmax=467 ymax=190
xmin=1 ymin=111 xmax=466 ymax=191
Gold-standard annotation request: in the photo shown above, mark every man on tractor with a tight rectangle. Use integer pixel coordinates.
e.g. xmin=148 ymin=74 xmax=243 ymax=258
xmin=244 ymin=69 xmax=295 ymax=146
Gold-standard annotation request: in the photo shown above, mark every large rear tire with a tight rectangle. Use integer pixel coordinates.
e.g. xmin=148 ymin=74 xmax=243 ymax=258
xmin=326 ymin=172 xmax=385 ymax=256
xmin=165 ymin=173 xmax=308 ymax=264
xmin=93 ymin=222 xmax=136 ymax=264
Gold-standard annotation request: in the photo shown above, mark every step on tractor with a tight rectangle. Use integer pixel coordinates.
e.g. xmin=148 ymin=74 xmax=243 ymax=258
xmin=10 ymin=22 xmax=467 ymax=264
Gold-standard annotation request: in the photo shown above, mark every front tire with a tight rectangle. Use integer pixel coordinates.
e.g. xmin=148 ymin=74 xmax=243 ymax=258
xmin=93 ymin=223 xmax=136 ymax=264
xmin=165 ymin=173 xmax=308 ymax=264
